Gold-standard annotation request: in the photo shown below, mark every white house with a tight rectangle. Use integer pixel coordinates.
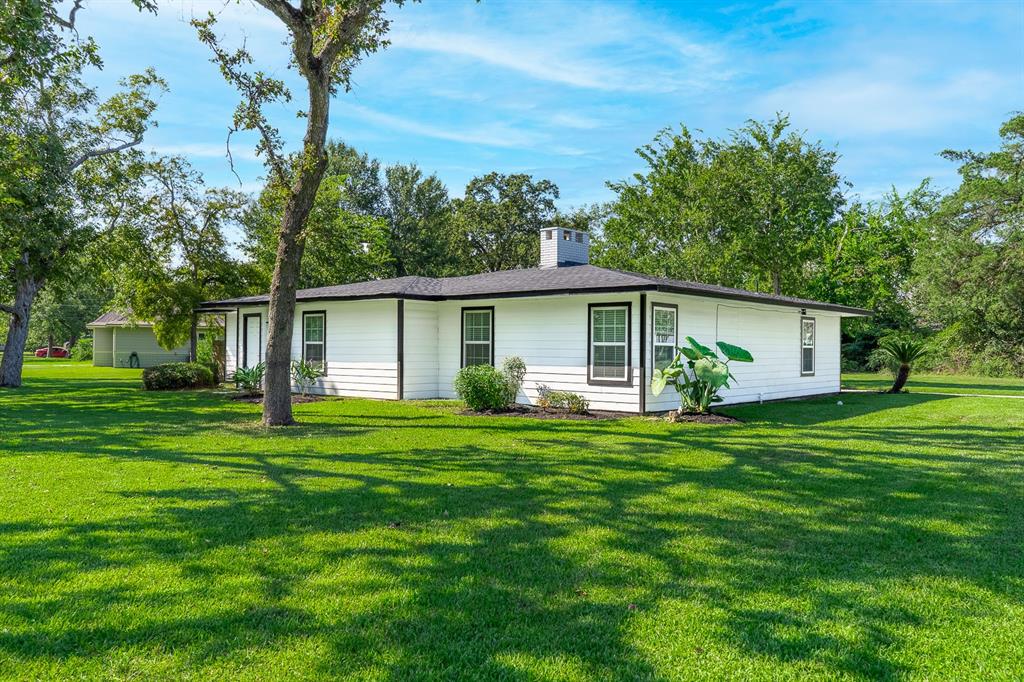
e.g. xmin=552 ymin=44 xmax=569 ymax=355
xmin=199 ymin=229 xmax=868 ymax=413
xmin=87 ymin=311 xmax=209 ymax=368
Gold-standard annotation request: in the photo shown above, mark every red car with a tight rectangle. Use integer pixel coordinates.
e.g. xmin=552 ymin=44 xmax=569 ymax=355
xmin=35 ymin=347 xmax=70 ymax=358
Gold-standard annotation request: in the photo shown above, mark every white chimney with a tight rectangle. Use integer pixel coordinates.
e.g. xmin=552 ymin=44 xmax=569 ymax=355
xmin=539 ymin=228 xmax=590 ymax=268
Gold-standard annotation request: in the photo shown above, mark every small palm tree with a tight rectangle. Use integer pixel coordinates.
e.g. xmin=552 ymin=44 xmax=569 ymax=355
xmin=877 ymin=337 xmax=928 ymax=393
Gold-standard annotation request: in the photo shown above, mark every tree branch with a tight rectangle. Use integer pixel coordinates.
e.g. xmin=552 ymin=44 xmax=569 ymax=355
xmin=252 ymin=0 xmax=304 ymax=34
xmin=318 ymin=2 xmax=375 ymax=67
xmin=51 ymin=0 xmax=85 ymax=31
xmin=0 ymin=303 xmax=15 ymax=316
xmin=70 ymin=135 xmax=142 ymax=171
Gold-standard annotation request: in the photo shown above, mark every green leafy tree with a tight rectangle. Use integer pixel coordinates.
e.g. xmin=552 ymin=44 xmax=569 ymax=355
xmin=913 ymin=114 xmax=1024 ymax=375
xmin=596 ymin=115 xmax=845 ymax=295
xmin=450 ymin=173 xmax=560 ymax=273
xmin=807 ymin=184 xmax=939 ymax=368
xmin=241 ymin=142 xmax=453 ymax=287
xmin=713 ymin=115 xmax=846 ymax=295
xmin=384 ymin=163 xmax=452 ymax=276
xmin=193 ymin=1 xmax=393 ymax=425
xmin=0 ymin=0 xmax=163 ymax=387
xmin=595 ymin=126 xmax=727 ymax=283
xmin=105 ymin=157 xmax=251 ymax=357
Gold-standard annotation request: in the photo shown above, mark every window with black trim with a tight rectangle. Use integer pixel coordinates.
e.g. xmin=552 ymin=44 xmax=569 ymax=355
xmin=800 ymin=317 xmax=815 ymax=375
xmin=462 ymin=308 xmax=493 ymax=366
xmin=652 ymin=304 xmax=677 ymax=370
xmin=303 ymin=311 xmax=325 ymax=370
xmin=589 ymin=304 xmax=630 ymax=382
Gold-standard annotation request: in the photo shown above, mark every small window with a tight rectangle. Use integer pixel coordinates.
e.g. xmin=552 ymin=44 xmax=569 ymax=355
xmin=303 ymin=312 xmax=326 ymax=370
xmin=575 ymin=231 xmax=584 ymax=243
xmin=590 ymin=304 xmax=630 ymax=383
xmin=545 ymin=230 xmax=553 ymax=240
xmin=563 ymin=230 xmax=571 ymax=240
xmin=462 ymin=308 xmax=493 ymax=366
xmin=801 ymin=317 xmax=815 ymax=375
xmin=652 ymin=304 xmax=677 ymax=370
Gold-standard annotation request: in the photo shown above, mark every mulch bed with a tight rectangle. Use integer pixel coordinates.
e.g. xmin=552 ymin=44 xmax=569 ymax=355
xmin=460 ymin=405 xmax=628 ymax=420
xmin=230 ymin=394 xmax=325 ymax=404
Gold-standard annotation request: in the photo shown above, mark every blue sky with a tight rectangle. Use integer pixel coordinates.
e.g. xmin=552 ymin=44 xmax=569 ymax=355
xmin=79 ymin=0 xmax=1022 ymax=215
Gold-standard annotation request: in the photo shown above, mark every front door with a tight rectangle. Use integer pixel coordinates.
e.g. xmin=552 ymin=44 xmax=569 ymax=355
xmin=243 ymin=314 xmax=262 ymax=368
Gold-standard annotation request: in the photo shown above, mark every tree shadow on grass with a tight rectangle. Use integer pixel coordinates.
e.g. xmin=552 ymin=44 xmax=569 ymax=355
xmin=1 ymin=382 xmax=1022 ymax=677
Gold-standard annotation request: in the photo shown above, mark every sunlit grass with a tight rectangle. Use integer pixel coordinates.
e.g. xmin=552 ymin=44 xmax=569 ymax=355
xmin=843 ymin=371 xmax=1024 ymax=396
xmin=1 ymin=363 xmax=1022 ymax=679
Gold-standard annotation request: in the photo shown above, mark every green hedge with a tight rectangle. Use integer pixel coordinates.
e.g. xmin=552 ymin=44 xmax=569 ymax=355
xmin=142 ymin=362 xmax=215 ymax=391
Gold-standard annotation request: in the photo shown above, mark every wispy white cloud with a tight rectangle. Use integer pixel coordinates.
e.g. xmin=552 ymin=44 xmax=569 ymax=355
xmin=754 ymin=64 xmax=1008 ymax=136
xmin=338 ymin=104 xmax=545 ymax=149
xmin=149 ymin=142 xmax=260 ymax=162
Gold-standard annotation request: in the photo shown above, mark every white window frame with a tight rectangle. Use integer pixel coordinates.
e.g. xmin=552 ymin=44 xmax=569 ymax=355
xmin=588 ymin=303 xmax=632 ymax=385
xmin=461 ymin=307 xmax=494 ymax=367
xmin=800 ymin=316 xmax=815 ymax=376
xmin=302 ymin=311 xmax=326 ymax=370
xmin=651 ymin=303 xmax=678 ymax=371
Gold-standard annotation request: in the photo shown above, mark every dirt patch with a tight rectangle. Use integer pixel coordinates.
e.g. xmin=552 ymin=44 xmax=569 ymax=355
xmin=230 ymin=394 xmax=325 ymax=405
xmin=666 ymin=410 xmax=740 ymax=424
xmin=460 ymin=405 xmax=628 ymax=420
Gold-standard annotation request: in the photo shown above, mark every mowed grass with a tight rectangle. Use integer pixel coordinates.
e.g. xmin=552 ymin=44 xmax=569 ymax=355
xmin=843 ymin=371 xmax=1024 ymax=397
xmin=1 ymin=362 xmax=1023 ymax=680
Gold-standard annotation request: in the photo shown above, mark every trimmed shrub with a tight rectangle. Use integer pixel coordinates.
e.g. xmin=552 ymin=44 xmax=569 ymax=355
xmin=142 ymin=362 xmax=215 ymax=391
xmin=454 ymin=364 xmax=513 ymax=411
xmin=71 ymin=338 xmax=93 ymax=361
xmin=537 ymin=386 xmax=590 ymax=414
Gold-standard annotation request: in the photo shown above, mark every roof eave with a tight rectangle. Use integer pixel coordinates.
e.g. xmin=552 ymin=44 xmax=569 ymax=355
xmin=198 ymin=283 xmax=871 ymax=316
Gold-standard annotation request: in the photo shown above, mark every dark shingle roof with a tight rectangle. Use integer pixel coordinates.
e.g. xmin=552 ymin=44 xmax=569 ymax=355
xmin=200 ymin=264 xmax=869 ymax=315
xmin=87 ymin=310 xmax=139 ymax=327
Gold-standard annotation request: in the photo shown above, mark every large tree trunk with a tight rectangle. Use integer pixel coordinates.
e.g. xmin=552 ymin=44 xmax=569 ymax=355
xmin=1 ymin=274 xmax=41 ymax=388
xmin=771 ymin=271 xmax=781 ymax=296
xmin=261 ymin=76 xmax=331 ymax=426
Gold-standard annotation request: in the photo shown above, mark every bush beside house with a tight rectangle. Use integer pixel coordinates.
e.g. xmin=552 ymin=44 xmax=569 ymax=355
xmin=142 ymin=362 xmax=215 ymax=391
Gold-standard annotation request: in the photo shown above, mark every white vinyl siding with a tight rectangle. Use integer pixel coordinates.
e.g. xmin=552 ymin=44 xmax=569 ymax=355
xmin=290 ymin=299 xmax=397 ymax=399
xmin=590 ymin=305 xmax=629 ymax=382
xmin=403 ymin=300 xmax=438 ymax=399
xmin=462 ymin=309 xmax=493 ymax=366
xmin=652 ymin=305 xmax=677 ymax=370
xmin=801 ymin=317 xmax=815 ymax=375
xmin=223 ymin=290 xmax=844 ymax=412
xmin=437 ymin=294 xmax=641 ymax=412
xmin=644 ymin=294 xmax=842 ymax=411
xmin=303 ymin=312 xmax=326 ymax=369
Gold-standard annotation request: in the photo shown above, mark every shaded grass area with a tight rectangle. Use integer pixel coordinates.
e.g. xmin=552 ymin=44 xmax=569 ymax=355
xmin=1 ymin=363 xmax=1023 ymax=679
xmin=843 ymin=371 xmax=1024 ymax=396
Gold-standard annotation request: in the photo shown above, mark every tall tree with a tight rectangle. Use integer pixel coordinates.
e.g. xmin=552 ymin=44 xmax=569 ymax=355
xmin=0 ymin=0 xmax=163 ymax=387
xmin=104 ymin=157 xmax=251 ymax=357
xmin=595 ymin=126 xmax=726 ymax=283
xmin=243 ymin=164 xmax=392 ymax=290
xmin=596 ymin=116 xmax=845 ymax=295
xmin=193 ymin=1 xmax=392 ymax=425
xmin=450 ymin=172 xmax=560 ymax=273
xmin=710 ymin=115 xmax=846 ymax=295
xmin=913 ymin=114 xmax=1024 ymax=374
xmin=383 ymin=163 xmax=452 ymax=276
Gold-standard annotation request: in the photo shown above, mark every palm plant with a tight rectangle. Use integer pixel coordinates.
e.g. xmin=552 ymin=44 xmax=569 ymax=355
xmin=877 ymin=337 xmax=928 ymax=393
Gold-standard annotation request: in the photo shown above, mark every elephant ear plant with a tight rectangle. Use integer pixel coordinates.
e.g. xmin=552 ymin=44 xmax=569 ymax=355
xmin=651 ymin=337 xmax=753 ymax=414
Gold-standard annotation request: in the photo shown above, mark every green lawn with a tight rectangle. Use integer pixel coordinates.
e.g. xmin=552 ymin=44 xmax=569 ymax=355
xmin=2 ymin=362 xmax=1023 ymax=680
xmin=843 ymin=371 xmax=1024 ymax=397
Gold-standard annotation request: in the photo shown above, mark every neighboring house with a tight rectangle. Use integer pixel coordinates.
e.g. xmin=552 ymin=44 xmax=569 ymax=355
xmin=200 ymin=229 xmax=868 ymax=412
xmin=87 ymin=311 xmax=207 ymax=368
